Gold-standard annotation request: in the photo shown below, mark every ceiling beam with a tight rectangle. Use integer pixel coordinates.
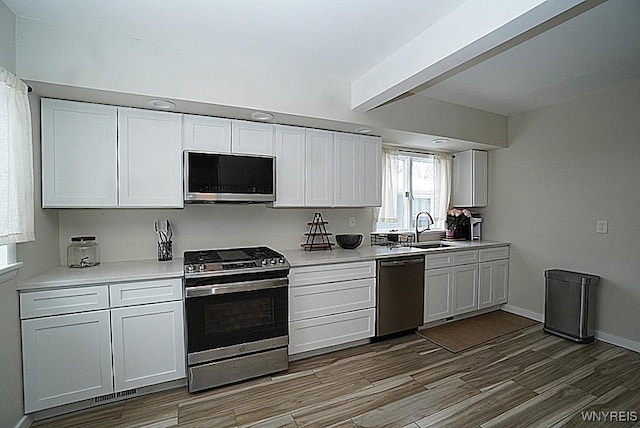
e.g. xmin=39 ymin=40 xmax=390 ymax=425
xmin=351 ymin=0 xmax=600 ymax=112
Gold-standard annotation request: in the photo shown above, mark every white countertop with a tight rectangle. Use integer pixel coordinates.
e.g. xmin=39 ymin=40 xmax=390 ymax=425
xmin=17 ymin=240 xmax=510 ymax=291
xmin=281 ymin=240 xmax=510 ymax=267
xmin=18 ymin=258 xmax=184 ymax=291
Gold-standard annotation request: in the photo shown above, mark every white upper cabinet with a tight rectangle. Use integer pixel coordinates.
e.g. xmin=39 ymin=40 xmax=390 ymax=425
xmin=41 ymin=99 xmax=118 ymax=207
xmin=334 ymin=133 xmax=382 ymax=207
xmin=334 ymin=132 xmax=359 ymax=206
xmin=273 ymin=125 xmax=306 ymax=207
xmin=305 ymin=129 xmax=334 ymax=207
xmin=182 ymin=115 xmax=231 ymax=152
xmin=118 ymin=108 xmax=183 ymax=207
xmin=452 ymin=149 xmax=488 ymax=208
xmin=231 ymin=120 xmax=275 ymax=156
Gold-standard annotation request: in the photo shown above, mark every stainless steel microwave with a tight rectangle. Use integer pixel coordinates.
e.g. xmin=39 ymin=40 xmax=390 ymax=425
xmin=184 ymin=151 xmax=275 ymax=203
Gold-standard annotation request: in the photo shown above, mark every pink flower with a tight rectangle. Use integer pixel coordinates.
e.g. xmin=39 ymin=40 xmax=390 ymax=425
xmin=463 ymin=209 xmax=472 ymax=218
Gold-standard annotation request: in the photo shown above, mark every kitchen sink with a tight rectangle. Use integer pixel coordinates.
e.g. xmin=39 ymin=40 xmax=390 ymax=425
xmin=408 ymin=241 xmax=454 ymax=249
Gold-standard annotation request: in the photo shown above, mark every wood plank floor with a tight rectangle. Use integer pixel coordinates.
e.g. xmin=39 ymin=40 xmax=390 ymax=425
xmin=34 ymin=324 xmax=640 ymax=428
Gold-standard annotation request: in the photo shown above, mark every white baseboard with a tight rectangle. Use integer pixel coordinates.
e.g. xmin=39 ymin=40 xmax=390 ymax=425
xmin=501 ymin=304 xmax=544 ymax=322
xmin=595 ymin=330 xmax=640 ymax=353
xmin=501 ymin=304 xmax=640 ymax=353
xmin=15 ymin=414 xmax=33 ymax=428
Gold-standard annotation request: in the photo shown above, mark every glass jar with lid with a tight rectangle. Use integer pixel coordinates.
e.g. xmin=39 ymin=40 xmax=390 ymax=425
xmin=67 ymin=236 xmax=100 ymax=268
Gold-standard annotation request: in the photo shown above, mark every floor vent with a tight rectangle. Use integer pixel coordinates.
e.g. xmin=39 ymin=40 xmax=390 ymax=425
xmin=92 ymin=388 xmax=138 ymax=405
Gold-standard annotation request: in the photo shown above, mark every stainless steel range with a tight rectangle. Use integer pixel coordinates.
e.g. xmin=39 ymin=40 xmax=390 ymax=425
xmin=183 ymin=246 xmax=290 ymax=392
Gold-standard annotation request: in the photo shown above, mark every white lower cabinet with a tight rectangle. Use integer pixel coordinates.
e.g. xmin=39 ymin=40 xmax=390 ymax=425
xmin=424 ymin=245 xmax=510 ymax=324
xmin=111 ymin=301 xmax=185 ymax=391
xmin=289 ymin=261 xmax=376 ymax=355
xmin=289 ymin=308 xmax=376 ymax=355
xmin=424 ymin=267 xmax=453 ymax=323
xmin=479 ymin=259 xmax=509 ymax=309
xmin=20 ymin=278 xmax=185 ymax=413
xmin=452 ymin=264 xmax=479 ymax=315
xmin=22 ymin=310 xmax=114 ymax=413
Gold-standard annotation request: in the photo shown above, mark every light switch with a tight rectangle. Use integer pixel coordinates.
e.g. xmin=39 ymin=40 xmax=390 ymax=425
xmin=596 ymin=220 xmax=608 ymax=234
xmin=348 ymin=217 xmax=356 ymax=228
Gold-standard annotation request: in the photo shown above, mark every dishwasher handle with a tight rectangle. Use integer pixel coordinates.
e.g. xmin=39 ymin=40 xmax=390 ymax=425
xmin=379 ymin=258 xmax=424 ymax=267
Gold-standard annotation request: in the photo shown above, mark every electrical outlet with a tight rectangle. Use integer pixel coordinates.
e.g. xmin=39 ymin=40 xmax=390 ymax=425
xmin=596 ymin=220 xmax=608 ymax=234
xmin=348 ymin=217 xmax=356 ymax=228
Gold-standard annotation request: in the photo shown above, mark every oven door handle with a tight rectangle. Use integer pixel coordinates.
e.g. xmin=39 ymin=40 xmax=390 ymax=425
xmin=185 ymin=278 xmax=288 ymax=298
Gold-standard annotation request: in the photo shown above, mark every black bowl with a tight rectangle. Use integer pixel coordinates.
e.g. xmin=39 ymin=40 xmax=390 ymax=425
xmin=335 ymin=234 xmax=363 ymax=249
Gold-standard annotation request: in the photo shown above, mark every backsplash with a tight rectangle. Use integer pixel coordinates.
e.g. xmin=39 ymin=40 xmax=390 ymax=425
xmin=58 ymin=205 xmax=374 ymax=264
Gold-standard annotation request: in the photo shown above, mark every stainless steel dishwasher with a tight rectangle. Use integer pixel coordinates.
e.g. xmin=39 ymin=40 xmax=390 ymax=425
xmin=376 ymin=255 xmax=425 ymax=337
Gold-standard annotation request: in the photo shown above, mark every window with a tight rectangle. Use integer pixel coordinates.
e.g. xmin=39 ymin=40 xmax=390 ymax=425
xmin=376 ymin=149 xmax=452 ymax=233
xmin=0 ymin=243 xmax=16 ymax=268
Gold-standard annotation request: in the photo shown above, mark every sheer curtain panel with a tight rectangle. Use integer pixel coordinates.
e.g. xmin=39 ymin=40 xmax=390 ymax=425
xmin=0 ymin=66 xmax=34 ymax=244
xmin=433 ymin=152 xmax=452 ymax=230
xmin=377 ymin=148 xmax=399 ymax=223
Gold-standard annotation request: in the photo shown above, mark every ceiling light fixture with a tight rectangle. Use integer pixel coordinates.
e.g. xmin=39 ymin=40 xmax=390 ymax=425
xmin=147 ymin=99 xmax=176 ymax=109
xmin=250 ymin=111 xmax=274 ymax=121
xmin=354 ymin=127 xmax=373 ymax=134
xmin=432 ymin=138 xmax=449 ymax=144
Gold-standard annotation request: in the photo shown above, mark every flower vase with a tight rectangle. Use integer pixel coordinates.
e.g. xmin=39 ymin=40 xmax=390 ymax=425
xmin=445 ymin=229 xmax=454 ymax=239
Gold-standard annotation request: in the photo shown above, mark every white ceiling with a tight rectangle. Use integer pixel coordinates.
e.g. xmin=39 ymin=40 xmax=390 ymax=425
xmin=4 ymin=0 xmax=640 ymax=118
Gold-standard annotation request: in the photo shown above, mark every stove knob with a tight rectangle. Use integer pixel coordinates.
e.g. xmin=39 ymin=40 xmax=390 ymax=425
xmin=270 ymin=259 xmax=277 ymax=265
xmin=186 ymin=264 xmax=196 ymax=272
xmin=278 ymin=258 xmax=285 ymax=264
xmin=197 ymin=263 xmax=206 ymax=272
xmin=261 ymin=259 xmax=268 ymax=266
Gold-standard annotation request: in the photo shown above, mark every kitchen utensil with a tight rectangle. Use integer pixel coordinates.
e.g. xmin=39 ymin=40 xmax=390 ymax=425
xmin=155 ymin=220 xmax=173 ymax=261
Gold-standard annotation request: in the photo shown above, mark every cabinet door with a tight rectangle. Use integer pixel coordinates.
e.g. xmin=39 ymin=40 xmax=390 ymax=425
xmin=111 ymin=301 xmax=185 ymax=391
xmin=273 ymin=125 xmax=306 ymax=207
xmin=290 ymin=278 xmax=376 ymax=321
xmin=183 ymin=115 xmax=231 ymax=152
xmin=479 ymin=260 xmax=509 ymax=309
xmin=289 ymin=308 xmax=375 ymax=355
xmin=472 ymin=150 xmax=488 ymax=207
xmin=361 ymin=135 xmax=382 ymax=206
xmin=453 ymin=264 xmax=479 ymax=315
xmin=424 ymin=267 xmax=453 ymax=323
xmin=22 ymin=310 xmax=113 ymax=413
xmin=305 ymin=129 xmax=334 ymax=206
xmin=231 ymin=120 xmax=274 ymax=155
xmin=452 ymin=149 xmax=487 ymax=208
xmin=41 ymin=99 xmax=118 ymax=207
xmin=118 ymin=108 xmax=183 ymax=207
xmin=333 ymin=132 xmax=359 ymax=207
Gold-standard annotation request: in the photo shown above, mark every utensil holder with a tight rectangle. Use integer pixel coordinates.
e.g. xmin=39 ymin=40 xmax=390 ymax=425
xmin=158 ymin=240 xmax=173 ymax=261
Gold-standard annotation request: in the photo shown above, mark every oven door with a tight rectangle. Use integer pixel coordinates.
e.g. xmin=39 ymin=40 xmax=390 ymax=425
xmin=185 ymin=278 xmax=288 ymax=365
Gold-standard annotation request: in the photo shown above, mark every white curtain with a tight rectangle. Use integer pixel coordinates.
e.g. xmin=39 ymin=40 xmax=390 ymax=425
xmin=377 ymin=147 xmax=399 ymax=223
xmin=433 ymin=152 xmax=452 ymax=229
xmin=0 ymin=66 xmax=34 ymax=244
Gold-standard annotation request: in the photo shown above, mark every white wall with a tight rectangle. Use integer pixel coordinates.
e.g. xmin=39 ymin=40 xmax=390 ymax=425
xmin=14 ymin=17 xmax=508 ymax=148
xmin=59 ymin=206 xmax=373 ymax=264
xmin=1 ymin=3 xmax=23 ymax=427
xmin=482 ymin=78 xmax=640 ymax=345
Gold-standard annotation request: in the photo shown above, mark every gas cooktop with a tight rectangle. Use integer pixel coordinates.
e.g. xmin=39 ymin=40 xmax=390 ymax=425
xmin=183 ymin=246 xmax=288 ymax=277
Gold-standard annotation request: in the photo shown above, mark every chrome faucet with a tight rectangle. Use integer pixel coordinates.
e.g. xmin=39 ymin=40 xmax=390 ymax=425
xmin=415 ymin=211 xmax=435 ymax=242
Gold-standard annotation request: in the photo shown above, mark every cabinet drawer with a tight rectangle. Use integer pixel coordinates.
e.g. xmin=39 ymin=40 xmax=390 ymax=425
xmin=290 ymin=261 xmax=375 ymax=287
xmin=453 ymin=250 xmax=479 ymax=265
xmin=110 ymin=278 xmax=182 ymax=307
xmin=20 ymin=286 xmax=109 ymax=319
xmin=425 ymin=253 xmax=453 ymax=269
xmin=479 ymin=246 xmax=510 ymax=262
xmin=290 ymin=278 xmax=375 ymax=321
xmin=289 ymin=308 xmax=375 ymax=354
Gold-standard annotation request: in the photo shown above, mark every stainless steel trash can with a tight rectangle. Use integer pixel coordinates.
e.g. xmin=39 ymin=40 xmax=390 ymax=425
xmin=544 ymin=269 xmax=599 ymax=343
